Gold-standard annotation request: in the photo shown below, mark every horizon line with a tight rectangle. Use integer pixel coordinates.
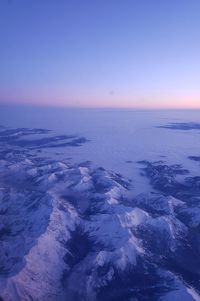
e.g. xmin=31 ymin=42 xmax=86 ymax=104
xmin=0 ymin=101 xmax=200 ymax=111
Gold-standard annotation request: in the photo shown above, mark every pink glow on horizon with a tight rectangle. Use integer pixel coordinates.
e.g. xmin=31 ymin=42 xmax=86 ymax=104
xmin=0 ymin=89 xmax=200 ymax=109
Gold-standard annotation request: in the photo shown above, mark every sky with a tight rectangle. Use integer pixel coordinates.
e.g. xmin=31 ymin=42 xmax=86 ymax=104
xmin=0 ymin=0 xmax=200 ymax=109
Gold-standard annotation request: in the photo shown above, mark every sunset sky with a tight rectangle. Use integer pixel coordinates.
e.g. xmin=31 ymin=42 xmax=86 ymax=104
xmin=0 ymin=0 xmax=200 ymax=109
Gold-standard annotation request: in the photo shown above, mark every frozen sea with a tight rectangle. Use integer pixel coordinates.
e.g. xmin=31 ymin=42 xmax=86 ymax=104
xmin=0 ymin=105 xmax=200 ymax=195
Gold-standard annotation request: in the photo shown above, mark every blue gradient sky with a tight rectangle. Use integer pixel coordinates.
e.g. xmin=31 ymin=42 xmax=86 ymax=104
xmin=0 ymin=0 xmax=200 ymax=108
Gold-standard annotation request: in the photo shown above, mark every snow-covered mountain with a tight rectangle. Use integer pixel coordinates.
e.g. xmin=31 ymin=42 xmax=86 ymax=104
xmin=0 ymin=125 xmax=200 ymax=301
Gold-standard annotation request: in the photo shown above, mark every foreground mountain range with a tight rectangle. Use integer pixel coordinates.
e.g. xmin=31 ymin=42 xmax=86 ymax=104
xmin=0 ymin=127 xmax=200 ymax=301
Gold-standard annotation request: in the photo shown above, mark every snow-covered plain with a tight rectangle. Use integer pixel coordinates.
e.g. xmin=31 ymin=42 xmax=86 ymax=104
xmin=1 ymin=106 xmax=200 ymax=195
xmin=0 ymin=106 xmax=200 ymax=301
